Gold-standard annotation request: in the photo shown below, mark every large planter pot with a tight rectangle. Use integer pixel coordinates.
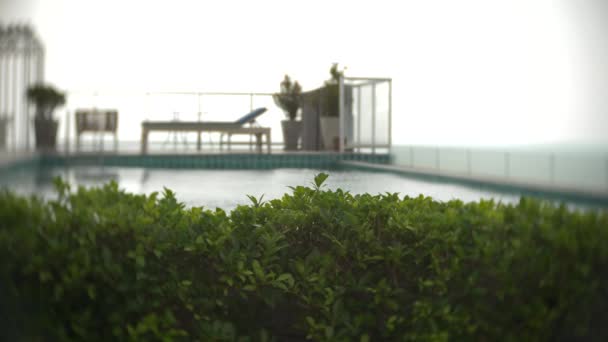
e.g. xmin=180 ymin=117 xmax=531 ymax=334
xmin=281 ymin=120 xmax=303 ymax=151
xmin=320 ymin=116 xmax=339 ymax=151
xmin=34 ymin=118 xmax=59 ymax=150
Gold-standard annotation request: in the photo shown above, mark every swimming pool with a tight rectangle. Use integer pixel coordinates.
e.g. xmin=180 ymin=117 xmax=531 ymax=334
xmin=2 ymin=163 xmax=604 ymax=211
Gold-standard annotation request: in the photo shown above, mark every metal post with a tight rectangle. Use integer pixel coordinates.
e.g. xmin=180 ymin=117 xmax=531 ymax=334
xmin=371 ymin=83 xmax=376 ymax=154
xmin=24 ymin=48 xmax=30 ymax=151
xmin=35 ymin=47 xmax=45 ymax=151
xmin=339 ymin=75 xmax=345 ymax=153
xmin=33 ymin=50 xmax=42 ymax=151
xmin=549 ymin=153 xmax=555 ymax=184
xmin=197 ymin=93 xmax=202 ymax=151
xmin=436 ymin=147 xmax=440 ymax=171
xmin=605 ymin=157 xmax=608 ymax=190
xmin=12 ymin=52 xmax=19 ymax=150
xmin=466 ymin=149 xmax=472 ymax=175
xmin=409 ymin=145 xmax=414 ymax=168
xmin=388 ymin=80 xmax=392 ymax=149
xmin=504 ymin=152 xmax=510 ymax=178
xmin=0 ymin=52 xmax=5 ymax=146
xmin=0 ymin=52 xmax=7 ymax=150
xmin=9 ymin=54 xmax=16 ymax=151
xmin=0 ymin=53 xmax=4 ymax=115
xmin=64 ymin=109 xmax=70 ymax=153
xmin=93 ymin=92 xmax=99 ymax=150
xmin=356 ymin=86 xmax=361 ymax=152
xmin=144 ymin=92 xmax=149 ymax=119
xmin=37 ymin=47 xmax=44 ymax=82
xmin=249 ymin=94 xmax=254 ymax=151
xmin=197 ymin=93 xmax=202 ymax=120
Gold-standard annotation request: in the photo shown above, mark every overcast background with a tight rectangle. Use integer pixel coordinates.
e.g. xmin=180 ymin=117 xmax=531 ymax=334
xmin=1 ymin=0 xmax=607 ymax=147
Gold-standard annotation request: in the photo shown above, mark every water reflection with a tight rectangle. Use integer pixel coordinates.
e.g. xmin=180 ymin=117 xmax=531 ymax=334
xmin=1 ymin=165 xmax=605 ymax=212
xmin=73 ymin=168 xmax=120 ymax=184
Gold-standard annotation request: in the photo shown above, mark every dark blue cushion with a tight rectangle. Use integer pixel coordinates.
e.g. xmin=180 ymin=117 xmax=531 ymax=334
xmin=234 ymin=107 xmax=267 ymax=125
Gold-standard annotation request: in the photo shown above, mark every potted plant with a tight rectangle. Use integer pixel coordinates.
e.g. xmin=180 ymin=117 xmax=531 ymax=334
xmin=319 ymin=63 xmax=343 ymax=150
xmin=273 ymin=75 xmax=302 ymax=151
xmin=26 ymin=84 xmax=66 ymax=150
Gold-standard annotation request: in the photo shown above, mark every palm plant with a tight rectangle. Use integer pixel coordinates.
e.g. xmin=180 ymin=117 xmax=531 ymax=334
xmin=273 ymin=75 xmax=302 ymax=121
xmin=26 ymin=84 xmax=65 ymax=149
xmin=26 ymin=84 xmax=66 ymax=120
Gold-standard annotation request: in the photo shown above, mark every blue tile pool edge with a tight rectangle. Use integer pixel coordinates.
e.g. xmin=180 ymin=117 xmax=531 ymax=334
xmin=0 ymin=154 xmax=41 ymax=174
xmin=34 ymin=153 xmax=391 ymax=170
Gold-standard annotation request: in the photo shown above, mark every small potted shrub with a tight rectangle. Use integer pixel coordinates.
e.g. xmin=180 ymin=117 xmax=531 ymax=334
xmin=273 ymin=75 xmax=302 ymax=151
xmin=27 ymin=84 xmax=65 ymax=150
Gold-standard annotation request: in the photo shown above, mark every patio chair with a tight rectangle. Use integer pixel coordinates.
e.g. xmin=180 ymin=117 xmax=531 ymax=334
xmin=75 ymin=109 xmax=118 ymax=151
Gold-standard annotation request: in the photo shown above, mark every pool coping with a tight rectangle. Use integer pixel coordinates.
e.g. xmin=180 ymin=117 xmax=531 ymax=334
xmin=1 ymin=151 xmax=392 ymax=171
xmin=0 ymin=151 xmax=39 ymax=171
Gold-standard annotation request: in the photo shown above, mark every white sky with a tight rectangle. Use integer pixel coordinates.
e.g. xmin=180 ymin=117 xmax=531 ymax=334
xmin=1 ymin=0 xmax=607 ymax=147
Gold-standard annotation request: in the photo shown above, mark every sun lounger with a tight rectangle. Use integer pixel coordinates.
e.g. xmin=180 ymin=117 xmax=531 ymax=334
xmin=140 ymin=108 xmax=270 ymax=153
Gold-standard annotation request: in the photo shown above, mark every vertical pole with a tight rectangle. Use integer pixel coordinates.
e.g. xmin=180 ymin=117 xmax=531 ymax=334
xmin=198 ymin=93 xmax=202 ymax=120
xmin=36 ymin=47 xmax=45 ymax=151
xmin=36 ymin=46 xmax=45 ymax=151
xmin=93 ymin=92 xmax=99 ymax=150
xmin=65 ymin=109 xmax=70 ymax=154
xmin=549 ymin=153 xmax=555 ymax=184
xmin=0 ymin=51 xmax=6 ymax=150
xmin=371 ymin=82 xmax=376 ymax=154
xmin=145 ymin=92 xmax=149 ymax=119
xmin=466 ymin=148 xmax=472 ymax=176
xmin=145 ymin=92 xmax=150 ymax=152
xmin=24 ymin=48 xmax=30 ymax=151
xmin=436 ymin=147 xmax=440 ymax=171
xmin=504 ymin=152 xmax=510 ymax=178
xmin=37 ymin=46 xmax=45 ymax=82
xmin=12 ymin=51 xmax=19 ymax=150
xmin=250 ymin=94 xmax=254 ymax=151
xmin=388 ymin=80 xmax=392 ymax=149
xmin=339 ymin=76 xmax=345 ymax=153
xmin=0 ymin=52 xmax=4 ymax=117
xmin=409 ymin=145 xmax=414 ymax=168
xmin=10 ymin=53 xmax=17 ymax=151
xmin=0 ymin=51 xmax=5 ymax=148
xmin=356 ymin=86 xmax=361 ymax=152
xmin=605 ymin=156 xmax=608 ymax=190
xmin=197 ymin=93 xmax=202 ymax=151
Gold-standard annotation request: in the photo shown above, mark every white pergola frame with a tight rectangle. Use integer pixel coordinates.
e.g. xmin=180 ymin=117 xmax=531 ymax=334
xmin=339 ymin=76 xmax=392 ymax=153
xmin=0 ymin=24 xmax=45 ymax=151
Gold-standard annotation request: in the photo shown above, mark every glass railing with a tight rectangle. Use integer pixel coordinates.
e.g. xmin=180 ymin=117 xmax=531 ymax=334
xmin=50 ymin=90 xmax=285 ymax=152
xmin=391 ymin=145 xmax=608 ymax=192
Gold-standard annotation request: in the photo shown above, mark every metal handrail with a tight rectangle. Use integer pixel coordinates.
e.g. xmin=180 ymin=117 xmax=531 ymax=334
xmin=146 ymin=91 xmax=274 ymax=96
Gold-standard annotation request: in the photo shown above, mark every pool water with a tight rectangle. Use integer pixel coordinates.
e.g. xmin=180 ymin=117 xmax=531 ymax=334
xmin=0 ymin=165 xmax=547 ymax=210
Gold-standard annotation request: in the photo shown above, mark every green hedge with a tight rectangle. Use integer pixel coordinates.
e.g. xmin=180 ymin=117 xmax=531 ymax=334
xmin=1 ymin=174 xmax=607 ymax=341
